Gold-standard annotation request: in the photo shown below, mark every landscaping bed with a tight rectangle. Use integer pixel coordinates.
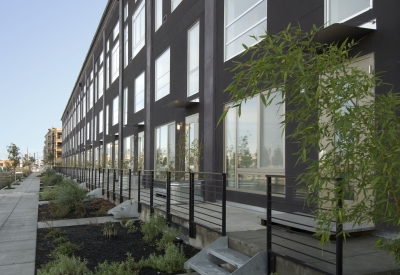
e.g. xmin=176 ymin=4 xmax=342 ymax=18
xmin=36 ymin=221 xmax=199 ymax=274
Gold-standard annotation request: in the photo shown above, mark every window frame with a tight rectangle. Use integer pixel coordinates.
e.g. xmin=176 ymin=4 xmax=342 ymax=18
xmin=171 ymin=0 xmax=183 ymax=12
xmin=111 ymin=41 xmax=120 ymax=83
xmin=113 ymin=96 xmax=119 ymax=126
xmin=132 ymin=0 xmax=146 ymax=58
xmin=325 ymin=0 xmax=373 ymax=26
xmin=135 ymin=71 xmax=145 ymax=112
xmin=154 ymin=121 xmax=176 ymax=171
xmin=155 ymin=47 xmax=170 ymax=101
xmin=187 ymin=21 xmax=200 ymax=97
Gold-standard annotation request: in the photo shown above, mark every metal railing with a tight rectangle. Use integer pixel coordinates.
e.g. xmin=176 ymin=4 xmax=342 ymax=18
xmin=139 ymin=170 xmax=227 ymax=237
xmin=266 ymin=175 xmax=343 ymax=275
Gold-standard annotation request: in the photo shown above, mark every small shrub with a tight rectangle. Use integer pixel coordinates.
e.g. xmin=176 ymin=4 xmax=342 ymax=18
xmin=45 ymin=228 xmax=65 ymax=239
xmin=95 ymin=253 xmax=141 ymax=275
xmin=102 ymin=221 xmax=117 ymax=238
xmin=143 ymin=243 xmax=186 ymax=273
xmin=157 ymin=227 xmax=182 ymax=251
xmin=48 ymin=201 xmax=70 ymax=218
xmin=51 ymin=241 xmax=80 ymax=257
xmin=40 ymin=188 xmax=58 ymax=201
xmin=88 ymin=198 xmax=114 ymax=216
xmin=37 ymin=254 xmax=92 ymax=275
xmin=54 ymin=236 xmax=69 ymax=244
xmin=56 ymin=180 xmax=87 ymax=210
xmin=141 ymin=214 xmax=167 ymax=243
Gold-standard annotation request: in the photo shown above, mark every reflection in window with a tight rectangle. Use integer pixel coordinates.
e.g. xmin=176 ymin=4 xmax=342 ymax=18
xmin=188 ymin=22 xmax=199 ymax=97
xmin=155 ymin=48 xmax=170 ymax=101
xmin=327 ymin=0 xmax=371 ymax=25
xmin=135 ymin=72 xmax=145 ymax=112
xmin=132 ymin=0 xmax=145 ymax=58
xmin=155 ymin=123 xmax=175 ymax=171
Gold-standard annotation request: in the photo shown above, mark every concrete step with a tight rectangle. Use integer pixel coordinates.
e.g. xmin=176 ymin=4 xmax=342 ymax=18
xmin=189 ymin=261 xmax=230 ymax=275
xmin=209 ymin=248 xmax=250 ymax=268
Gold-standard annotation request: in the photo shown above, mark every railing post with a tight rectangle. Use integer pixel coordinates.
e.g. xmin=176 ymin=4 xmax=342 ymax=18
xmin=107 ymin=169 xmax=110 ymax=199
xmin=267 ymin=176 xmax=272 ymax=275
xmin=138 ymin=171 xmax=141 ymax=212
xmin=120 ymin=169 xmax=123 ymax=203
xmin=128 ymin=169 xmax=132 ymax=200
xmin=166 ymin=171 xmax=171 ymax=224
xmin=336 ymin=177 xmax=343 ymax=275
xmin=113 ymin=169 xmax=116 ymax=202
xmin=150 ymin=171 xmax=154 ymax=214
xmin=222 ymin=173 xmax=227 ymax=236
xmin=189 ymin=172 xmax=195 ymax=238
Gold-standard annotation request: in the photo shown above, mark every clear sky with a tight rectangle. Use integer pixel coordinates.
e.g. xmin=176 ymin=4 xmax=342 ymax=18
xmin=0 ymin=0 xmax=108 ymax=161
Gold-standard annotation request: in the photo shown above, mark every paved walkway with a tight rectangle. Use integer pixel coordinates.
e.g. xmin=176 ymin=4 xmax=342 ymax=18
xmin=0 ymin=173 xmax=40 ymax=275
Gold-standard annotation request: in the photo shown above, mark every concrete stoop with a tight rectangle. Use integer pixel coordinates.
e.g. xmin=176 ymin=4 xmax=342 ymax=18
xmin=184 ymin=236 xmax=267 ymax=275
xmin=108 ymin=200 xmax=139 ymax=218
xmin=86 ymin=188 xmax=103 ymax=199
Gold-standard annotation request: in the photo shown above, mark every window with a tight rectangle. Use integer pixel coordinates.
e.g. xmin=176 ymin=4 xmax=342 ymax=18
xmin=106 ymin=143 xmax=111 ymax=168
xmin=155 ymin=122 xmax=175 ymax=171
xmin=188 ymin=22 xmax=199 ymax=97
xmin=90 ymin=70 xmax=93 ymax=81
xmin=106 ymin=57 xmax=110 ymax=88
xmin=106 ymin=105 xmax=109 ymax=134
xmin=326 ymin=0 xmax=372 ymax=25
xmin=87 ymin=121 xmax=91 ymax=140
xmin=155 ymin=48 xmax=170 ymax=101
xmin=132 ymin=0 xmax=146 ymax=58
xmin=224 ymin=0 xmax=267 ymax=61
xmin=124 ymin=26 xmax=129 ymax=67
xmin=112 ymin=41 xmax=119 ymax=83
xmin=224 ymin=92 xmax=285 ymax=194
xmin=124 ymin=136 xmax=134 ymax=169
xmin=99 ymin=110 xmax=103 ymax=133
xmin=98 ymin=67 xmax=104 ymax=98
xmin=100 ymin=51 xmax=104 ymax=64
xmin=94 ymin=116 xmax=97 ymax=141
xmin=138 ymin=131 xmax=144 ymax=170
xmin=113 ymin=21 xmax=119 ymax=40
xmin=114 ymin=140 xmax=119 ymax=168
xmin=185 ymin=113 xmax=199 ymax=171
xmin=123 ymin=88 xmax=128 ymax=125
xmin=135 ymin=71 xmax=145 ymax=112
xmin=89 ymin=83 xmax=93 ymax=109
xmin=107 ymin=40 xmax=110 ymax=52
xmin=113 ymin=96 xmax=119 ymax=126
xmin=155 ymin=0 xmax=162 ymax=31
xmin=171 ymin=0 xmax=182 ymax=11
xmin=82 ymin=95 xmax=86 ymax=118
xmin=124 ymin=3 xmax=129 ymax=21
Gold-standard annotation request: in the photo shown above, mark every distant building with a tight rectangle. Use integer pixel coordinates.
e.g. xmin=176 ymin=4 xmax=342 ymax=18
xmin=0 ymin=160 xmax=10 ymax=171
xmin=43 ymin=128 xmax=62 ymax=166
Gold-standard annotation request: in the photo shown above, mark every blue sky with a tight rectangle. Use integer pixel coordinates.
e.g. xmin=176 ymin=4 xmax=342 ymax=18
xmin=0 ymin=0 xmax=108 ymax=161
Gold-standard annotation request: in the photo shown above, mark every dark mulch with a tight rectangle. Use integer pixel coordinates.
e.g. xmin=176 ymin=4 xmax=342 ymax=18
xmin=38 ymin=199 xmax=115 ymax=221
xmin=36 ymin=221 xmax=200 ymax=274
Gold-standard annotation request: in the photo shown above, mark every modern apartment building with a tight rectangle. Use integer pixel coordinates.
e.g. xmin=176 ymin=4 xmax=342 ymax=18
xmin=44 ymin=128 xmax=62 ymax=165
xmin=61 ymin=0 xmax=399 ymax=221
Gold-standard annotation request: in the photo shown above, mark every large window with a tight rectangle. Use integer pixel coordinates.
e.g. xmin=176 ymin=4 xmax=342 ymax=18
xmin=225 ymin=92 xmax=285 ymax=193
xmin=99 ymin=110 xmax=103 ymax=133
xmin=138 ymin=131 xmax=145 ymax=170
xmin=132 ymin=0 xmax=145 ymax=58
xmin=113 ymin=96 xmax=119 ymax=126
xmin=98 ymin=67 xmax=104 ymax=98
xmin=89 ymin=83 xmax=93 ymax=109
xmin=224 ymin=0 xmax=267 ymax=61
xmin=155 ymin=122 xmax=175 ymax=171
xmin=112 ymin=41 xmax=119 ymax=83
xmin=155 ymin=48 xmax=170 ymax=101
xmin=124 ymin=25 xmax=129 ymax=67
xmin=106 ymin=105 xmax=109 ymax=134
xmin=124 ymin=88 xmax=128 ymax=125
xmin=326 ymin=0 xmax=372 ymax=25
xmin=155 ymin=0 xmax=163 ymax=31
xmin=113 ymin=21 xmax=119 ymax=40
xmin=106 ymin=57 xmax=110 ymax=88
xmin=187 ymin=22 xmax=199 ymax=97
xmin=171 ymin=0 xmax=182 ymax=11
xmin=87 ymin=122 xmax=90 ymax=141
xmin=135 ymin=71 xmax=145 ymax=112
xmin=123 ymin=136 xmax=135 ymax=169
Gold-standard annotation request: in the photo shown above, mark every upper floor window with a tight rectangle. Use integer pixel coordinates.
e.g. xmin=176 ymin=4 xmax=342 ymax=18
xmin=155 ymin=0 xmax=163 ymax=31
xmin=133 ymin=0 xmax=146 ymax=58
xmin=188 ymin=21 xmax=199 ymax=97
xmin=99 ymin=51 xmax=104 ymax=64
xmin=106 ymin=105 xmax=109 ymax=134
xmin=171 ymin=0 xmax=182 ymax=11
xmin=113 ymin=21 xmax=119 ymax=40
xmin=135 ymin=71 xmax=145 ymax=112
xmin=326 ymin=0 xmax=372 ymax=26
xmin=113 ymin=96 xmax=119 ymax=126
xmin=89 ymin=83 xmax=93 ymax=109
xmin=224 ymin=0 xmax=267 ymax=61
xmin=124 ymin=25 xmax=129 ymax=67
xmin=124 ymin=88 xmax=128 ymax=125
xmin=124 ymin=3 xmax=129 ymax=21
xmin=98 ymin=67 xmax=104 ymax=98
xmin=99 ymin=110 xmax=103 ymax=134
xmin=112 ymin=41 xmax=120 ymax=83
xmin=155 ymin=48 xmax=170 ymax=101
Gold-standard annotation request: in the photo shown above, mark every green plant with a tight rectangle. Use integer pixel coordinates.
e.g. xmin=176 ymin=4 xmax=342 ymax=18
xmin=37 ymin=254 xmax=92 ymax=275
xmin=143 ymin=243 xmax=186 ymax=273
xmin=120 ymin=219 xmax=138 ymax=234
xmin=94 ymin=253 xmax=142 ymax=275
xmin=40 ymin=188 xmax=58 ymax=201
xmin=102 ymin=221 xmax=117 ymax=238
xmin=141 ymin=214 xmax=166 ymax=243
xmin=45 ymin=228 xmax=65 ymax=239
xmin=54 ymin=236 xmax=69 ymax=244
xmin=6 ymin=143 xmax=20 ymax=182
xmin=157 ymin=226 xmax=182 ymax=251
xmin=48 ymin=201 xmax=70 ymax=218
xmin=51 ymin=241 xmax=80 ymax=257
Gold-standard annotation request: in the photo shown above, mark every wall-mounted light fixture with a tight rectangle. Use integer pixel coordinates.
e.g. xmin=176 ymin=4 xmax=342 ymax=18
xmin=177 ymin=123 xmax=183 ymax=131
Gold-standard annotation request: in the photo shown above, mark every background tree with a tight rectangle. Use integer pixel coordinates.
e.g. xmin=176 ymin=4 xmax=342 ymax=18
xmin=222 ymin=24 xmax=400 ymax=262
xmin=6 ymin=143 xmax=21 ymax=182
xmin=46 ymin=152 xmax=55 ymax=166
xmin=22 ymin=154 xmax=35 ymax=169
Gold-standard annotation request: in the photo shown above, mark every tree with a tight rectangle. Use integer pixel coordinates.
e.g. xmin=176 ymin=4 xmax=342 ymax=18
xmin=222 ymin=24 xmax=400 ymax=262
xmin=46 ymin=152 xmax=55 ymax=166
xmin=7 ymin=143 xmax=21 ymax=182
xmin=22 ymin=154 xmax=35 ymax=169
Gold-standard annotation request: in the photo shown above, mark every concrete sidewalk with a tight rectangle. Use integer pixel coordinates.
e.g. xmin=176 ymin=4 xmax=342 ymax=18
xmin=0 ymin=173 xmax=40 ymax=275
